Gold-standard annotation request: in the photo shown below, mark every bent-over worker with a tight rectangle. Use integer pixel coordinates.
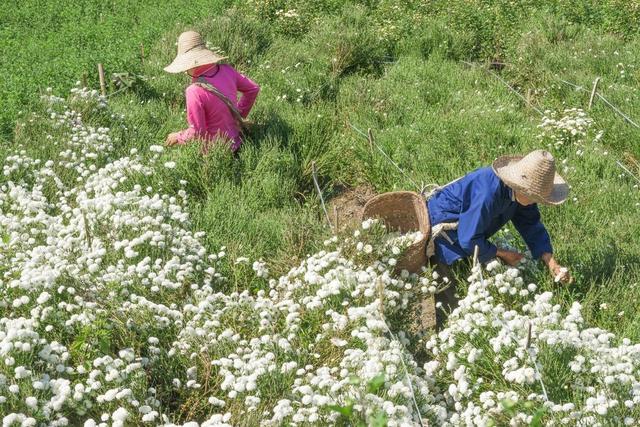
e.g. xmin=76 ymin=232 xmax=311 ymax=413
xmin=164 ymin=31 xmax=260 ymax=154
xmin=427 ymin=150 xmax=572 ymax=325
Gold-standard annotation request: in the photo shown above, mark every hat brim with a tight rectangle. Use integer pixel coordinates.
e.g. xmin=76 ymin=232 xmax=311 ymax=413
xmin=492 ymin=155 xmax=569 ymax=205
xmin=164 ymin=48 xmax=226 ymax=74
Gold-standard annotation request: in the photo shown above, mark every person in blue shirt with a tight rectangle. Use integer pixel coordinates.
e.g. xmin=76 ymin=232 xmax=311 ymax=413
xmin=427 ymin=150 xmax=572 ymax=326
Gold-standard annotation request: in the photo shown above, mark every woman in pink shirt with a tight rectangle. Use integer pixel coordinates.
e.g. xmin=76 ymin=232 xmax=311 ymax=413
xmin=164 ymin=31 xmax=260 ymax=153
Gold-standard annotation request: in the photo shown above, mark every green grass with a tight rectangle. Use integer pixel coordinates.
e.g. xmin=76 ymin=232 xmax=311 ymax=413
xmin=4 ymin=0 xmax=640 ymax=421
xmin=5 ymin=0 xmax=640 ymax=325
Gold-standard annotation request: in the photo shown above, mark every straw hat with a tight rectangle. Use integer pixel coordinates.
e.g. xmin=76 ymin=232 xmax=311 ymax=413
xmin=164 ymin=31 xmax=226 ymax=74
xmin=492 ymin=149 xmax=569 ymax=205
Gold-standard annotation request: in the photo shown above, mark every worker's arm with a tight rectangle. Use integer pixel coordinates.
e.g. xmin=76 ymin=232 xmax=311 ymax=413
xmin=234 ymin=69 xmax=260 ymax=118
xmin=512 ymin=205 xmax=572 ymax=283
xmin=511 ymin=204 xmax=552 ymax=259
xmin=495 ymin=248 xmax=524 ymax=266
xmin=170 ymin=85 xmax=208 ymax=145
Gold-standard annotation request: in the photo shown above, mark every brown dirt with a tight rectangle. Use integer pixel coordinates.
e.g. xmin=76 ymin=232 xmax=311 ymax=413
xmin=405 ymin=295 xmax=437 ymax=365
xmin=412 ymin=296 xmax=436 ymax=332
xmin=327 ymin=184 xmax=377 ymax=232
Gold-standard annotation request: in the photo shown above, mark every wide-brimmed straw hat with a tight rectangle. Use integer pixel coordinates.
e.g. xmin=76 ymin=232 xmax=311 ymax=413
xmin=164 ymin=31 xmax=226 ymax=74
xmin=492 ymin=149 xmax=569 ymax=205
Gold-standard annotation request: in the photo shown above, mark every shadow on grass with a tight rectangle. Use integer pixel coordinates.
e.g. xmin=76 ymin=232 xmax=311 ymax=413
xmin=243 ymin=109 xmax=293 ymax=152
xmin=131 ymin=78 xmax=164 ymax=101
xmin=568 ymin=239 xmax=640 ymax=297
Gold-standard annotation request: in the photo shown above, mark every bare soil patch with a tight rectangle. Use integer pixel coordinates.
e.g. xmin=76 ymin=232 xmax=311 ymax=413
xmin=327 ymin=184 xmax=377 ymax=231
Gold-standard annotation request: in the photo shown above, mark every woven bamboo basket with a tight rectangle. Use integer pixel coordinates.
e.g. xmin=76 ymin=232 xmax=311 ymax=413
xmin=361 ymin=191 xmax=431 ymax=274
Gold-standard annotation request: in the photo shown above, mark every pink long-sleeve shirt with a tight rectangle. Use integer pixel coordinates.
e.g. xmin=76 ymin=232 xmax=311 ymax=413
xmin=177 ymin=64 xmax=260 ymax=151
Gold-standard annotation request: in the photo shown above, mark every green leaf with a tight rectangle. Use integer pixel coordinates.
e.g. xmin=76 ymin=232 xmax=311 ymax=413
xmin=97 ymin=329 xmax=112 ymax=355
xmin=371 ymin=410 xmax=388 ymax=427
xmin=349 ymin=375 xmax=361 ymax=385
xmin=500 ymin=398 xmax=517 ymax=410
xmin=367 ymin=373 xmax=386 ymax=394
xmin=530 ymin=407 xmax=548 ymax=427
xmin=328 ymin=403 xmax=353 ymax=417
xmin=500 ymin=398 xmax=517 ymax=415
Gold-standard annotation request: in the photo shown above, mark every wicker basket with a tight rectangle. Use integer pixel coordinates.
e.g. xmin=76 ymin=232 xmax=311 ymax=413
xmin=361 ymin=191 xmax=431 ymax=274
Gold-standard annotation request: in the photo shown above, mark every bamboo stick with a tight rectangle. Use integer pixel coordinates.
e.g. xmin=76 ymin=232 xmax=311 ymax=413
xmin=588 ymin=77 xmax=601 ymax=110
xmin=97 ymin=63 xmax=106 ymax=96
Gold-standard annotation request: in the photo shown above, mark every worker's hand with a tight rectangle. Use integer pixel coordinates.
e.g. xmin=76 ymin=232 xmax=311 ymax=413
xmin=165 ymin=132 xmax=181 ymax=147
xmin=550 ymin=263 xmax=572 ymax=284
xmin=542 ymin=253 xmax=573 ymax=284
xmin=496 ymin=249 xmax=524 ymax=266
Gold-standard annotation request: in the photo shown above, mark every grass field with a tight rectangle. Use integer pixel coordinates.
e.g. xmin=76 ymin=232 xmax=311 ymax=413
xmin=3 ymin=0 xmax=640 ymax=425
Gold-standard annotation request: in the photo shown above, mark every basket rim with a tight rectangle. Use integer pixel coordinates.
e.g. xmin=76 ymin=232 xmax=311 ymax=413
xmin=362 ymin=191 xmax=430 ymax=274
xmin=363 ymin=190 xmax=424 ymax=207
xmin=362 ymin=191 xmax=430 ymax=232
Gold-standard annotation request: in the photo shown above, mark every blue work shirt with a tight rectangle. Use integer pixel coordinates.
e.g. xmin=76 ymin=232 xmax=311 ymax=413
xmin=427 ymin=167 xmax=553 ymax=265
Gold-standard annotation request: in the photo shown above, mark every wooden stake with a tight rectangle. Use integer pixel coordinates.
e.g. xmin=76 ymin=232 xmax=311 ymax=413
xmin=81 ymin=211 xmax=92 ymax=247
xmin=367 ymin=128 xmax=374 ymax=153
xmin=525 ymin=88 xmax=532 ymax=108
xmin=311 ymin=161 xmax=333 ymax=232
xmin=140 ymin=43 xmax=145 ymax=65
xmin=525 ymin=323 xmax=532 ymax=349
xmin=81 ymin=72 xmax=88 ymax=89
xmin=473 ymin=245 xmax=480 ymax=267
xmin=376 ymin=278 xmax=385 ymax=317
xmin=333 ymin=205 xmax=339 ymax=231
xmin=97 ymin=63 xmax=106 ymax=96
xmin=588 ymin=77 xmax=601 ymax=110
